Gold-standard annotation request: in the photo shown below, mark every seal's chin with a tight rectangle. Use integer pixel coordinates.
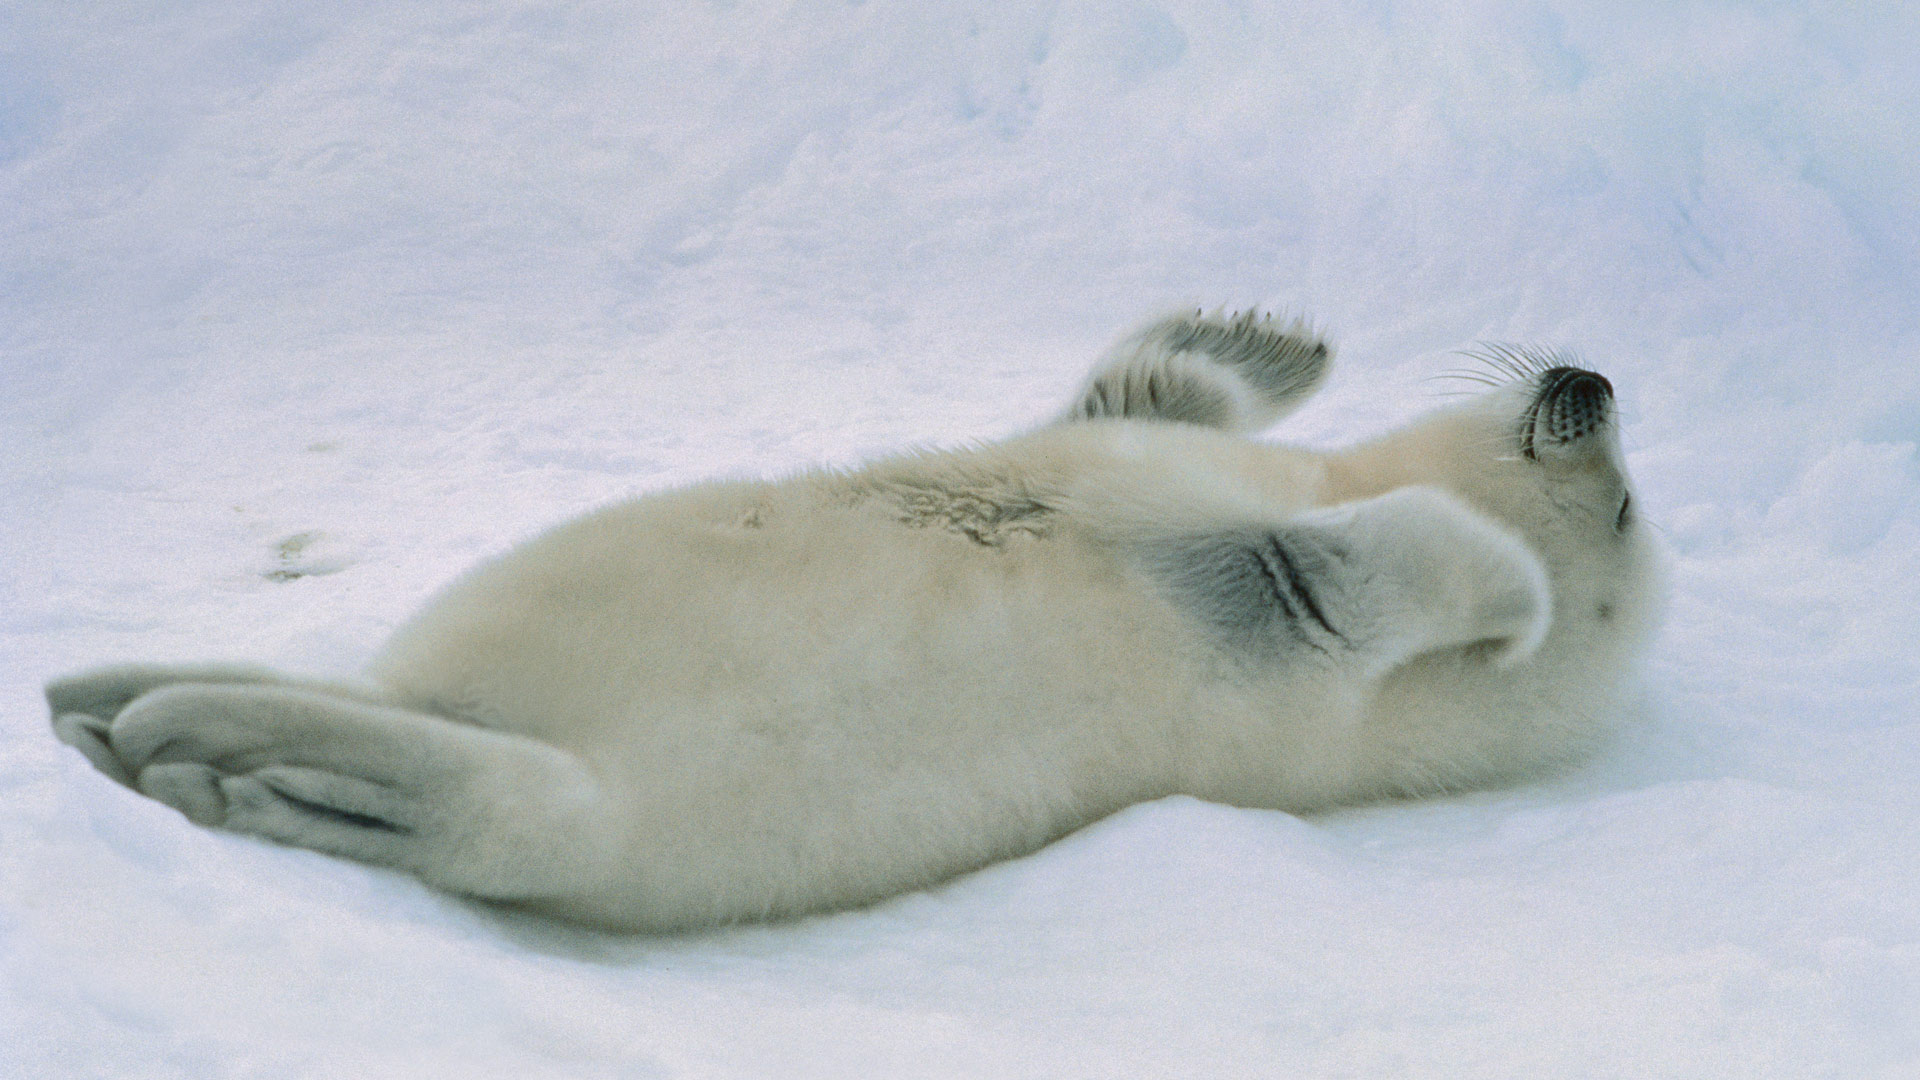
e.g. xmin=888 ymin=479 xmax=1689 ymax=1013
xmin=1523 ymin=366 xmax=1613 ymax=460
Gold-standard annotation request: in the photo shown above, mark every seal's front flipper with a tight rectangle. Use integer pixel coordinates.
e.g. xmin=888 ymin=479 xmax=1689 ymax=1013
xmin=1147 ymin=486 xmax=1551 ymax=676
xmin=1063 ymin=309 xmax=1333 ymax=432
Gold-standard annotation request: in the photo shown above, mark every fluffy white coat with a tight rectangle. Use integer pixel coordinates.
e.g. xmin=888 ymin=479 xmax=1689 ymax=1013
xmin=48 ymin=312 xmax=1664 ymax=931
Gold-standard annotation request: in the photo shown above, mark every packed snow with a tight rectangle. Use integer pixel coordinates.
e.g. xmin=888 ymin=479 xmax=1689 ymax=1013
xmin=5 ymin=1 xmax=1918 ymax=1077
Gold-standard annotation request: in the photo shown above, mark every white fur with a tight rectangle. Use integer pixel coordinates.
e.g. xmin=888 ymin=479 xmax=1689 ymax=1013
xmin=48 ymin=313 xmax=1664 ymax=931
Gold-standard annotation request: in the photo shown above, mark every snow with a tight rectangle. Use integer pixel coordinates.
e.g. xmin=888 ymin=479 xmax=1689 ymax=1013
xmin=4 ymin=1 xmax=1918 ymax=1076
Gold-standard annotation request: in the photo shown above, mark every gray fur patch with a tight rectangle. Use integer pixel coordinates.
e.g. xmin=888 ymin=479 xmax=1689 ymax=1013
xmin=856 ymin=475 xmax=1056 ymax=546
xmin=1148 ymin=526 xmax=1355 ymax=658
xmin=1072 ymin=354 xmax=1241 ymax=427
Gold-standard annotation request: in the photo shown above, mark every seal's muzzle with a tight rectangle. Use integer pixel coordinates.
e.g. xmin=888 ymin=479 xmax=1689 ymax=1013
xmin=1525 ymin=367 xmax=1613 ymax=457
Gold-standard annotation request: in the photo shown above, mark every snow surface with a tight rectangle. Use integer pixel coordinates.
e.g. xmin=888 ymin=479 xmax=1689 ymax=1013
xmin=5 ymin=1 xmax=1919 ymax=1076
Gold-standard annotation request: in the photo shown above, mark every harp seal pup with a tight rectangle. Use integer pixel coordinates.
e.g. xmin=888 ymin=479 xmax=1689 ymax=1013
xmin=48 ymin=310 xmax=1664 ymax=931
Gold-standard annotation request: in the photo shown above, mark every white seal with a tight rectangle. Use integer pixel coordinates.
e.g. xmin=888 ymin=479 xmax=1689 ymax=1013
xmin=49 ymin=311 xmax=1663 ymax=931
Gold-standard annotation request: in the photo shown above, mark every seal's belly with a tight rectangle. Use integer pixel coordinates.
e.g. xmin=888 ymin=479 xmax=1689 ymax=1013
xmin=368 ymin=475 xmax=1201 ymax=788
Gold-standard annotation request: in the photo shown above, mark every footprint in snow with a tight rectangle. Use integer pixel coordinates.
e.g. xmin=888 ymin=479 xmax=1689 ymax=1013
xmin=263 ymin=531 xmax=357 ymax=582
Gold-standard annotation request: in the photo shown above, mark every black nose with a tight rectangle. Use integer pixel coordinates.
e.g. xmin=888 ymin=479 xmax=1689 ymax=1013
xmin=1530 ymin=367 xmax=1613 ymax=450
xmin=1541 ymin=365 xmax=1612 ymax=398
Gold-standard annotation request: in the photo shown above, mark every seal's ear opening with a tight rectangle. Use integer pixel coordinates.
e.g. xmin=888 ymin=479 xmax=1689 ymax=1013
xmin=1522 ymin=366 xmax=1615 ymax=465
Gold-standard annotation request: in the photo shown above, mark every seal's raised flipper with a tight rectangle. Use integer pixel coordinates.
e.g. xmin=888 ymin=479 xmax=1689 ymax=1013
xmin=1063 ymin=309 xmax=1332 ymax=432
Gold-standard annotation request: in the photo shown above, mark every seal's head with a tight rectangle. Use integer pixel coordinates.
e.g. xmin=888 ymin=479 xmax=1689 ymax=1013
xmin=1331 ymin=349 xmax=1665 ymax=682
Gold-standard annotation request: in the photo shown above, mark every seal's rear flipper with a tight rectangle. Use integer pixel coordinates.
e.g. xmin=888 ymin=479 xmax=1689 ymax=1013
xmin=57 ymin=680 xmax=623 ymax=920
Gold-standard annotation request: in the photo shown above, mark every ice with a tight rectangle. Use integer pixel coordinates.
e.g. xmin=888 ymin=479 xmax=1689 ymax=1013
xmin=5 ymin=1 xmax=1918 ymax=1077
